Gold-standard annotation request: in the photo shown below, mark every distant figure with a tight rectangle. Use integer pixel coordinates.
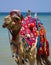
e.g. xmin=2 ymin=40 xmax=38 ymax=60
xmin=34 ymin=12 xmax=38 ymax=19
xmin=27 ymin=9 xmax=31 ymax=17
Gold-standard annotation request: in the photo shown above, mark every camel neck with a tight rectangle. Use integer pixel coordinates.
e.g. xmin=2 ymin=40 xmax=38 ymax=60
xmin=12 ymin=31 xmax=20 ymax=41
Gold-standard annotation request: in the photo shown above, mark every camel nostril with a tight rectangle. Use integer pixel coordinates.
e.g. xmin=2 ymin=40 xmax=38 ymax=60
xmin=2 ymin=24 xmax=5 ymax=28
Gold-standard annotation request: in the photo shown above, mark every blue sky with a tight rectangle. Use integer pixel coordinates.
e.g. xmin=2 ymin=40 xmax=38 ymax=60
xmin=0 ymin=0 xmax=51 ymax=12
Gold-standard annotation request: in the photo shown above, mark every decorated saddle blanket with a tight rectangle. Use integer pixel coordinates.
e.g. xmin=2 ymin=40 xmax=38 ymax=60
xmin=37 ymin=25 xmax=49 ymax=56
xmin=20 ymin=16 xmax=38 ymax=48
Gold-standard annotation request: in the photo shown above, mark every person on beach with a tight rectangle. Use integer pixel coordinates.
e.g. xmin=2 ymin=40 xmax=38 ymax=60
xmin=27 ymin=9 xmax=32 ymax=17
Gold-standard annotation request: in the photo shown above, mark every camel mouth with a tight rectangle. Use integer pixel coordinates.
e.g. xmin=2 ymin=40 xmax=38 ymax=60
xmin=2 ymin=20 xmax=11 ymax=28
xmin=2 ymin=23 xmax=9 ymax=28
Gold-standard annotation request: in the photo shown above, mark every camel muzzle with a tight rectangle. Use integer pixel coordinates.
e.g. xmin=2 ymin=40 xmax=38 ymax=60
xmin=2 ymin=23 xmax=8 ymax=28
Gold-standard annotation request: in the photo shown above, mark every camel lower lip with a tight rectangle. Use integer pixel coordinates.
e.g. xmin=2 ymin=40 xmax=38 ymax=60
xmin=2 ymin=24 xmax=8 ymax=28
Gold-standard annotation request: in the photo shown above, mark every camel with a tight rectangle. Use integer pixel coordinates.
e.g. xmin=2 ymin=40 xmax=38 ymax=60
xmin=2 ymin=14 xmax=38 ymax=65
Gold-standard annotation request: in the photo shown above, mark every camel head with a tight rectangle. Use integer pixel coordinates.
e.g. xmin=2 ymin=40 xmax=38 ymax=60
xmin=2 ymin=11 xmax=22 ymax=31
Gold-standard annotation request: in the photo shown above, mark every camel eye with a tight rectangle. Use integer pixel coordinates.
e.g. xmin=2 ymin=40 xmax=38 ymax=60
xmin=4 ymin=18 xmax=9 ymax=21
xmin=7 ymin=19 xmax=10 ymax=21
xmin=4 ymin=18 xmax=11 ymax=24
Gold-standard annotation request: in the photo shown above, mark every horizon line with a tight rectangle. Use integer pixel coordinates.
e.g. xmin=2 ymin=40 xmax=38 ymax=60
xmin=0 ymin=12 xmax=51 ymax=13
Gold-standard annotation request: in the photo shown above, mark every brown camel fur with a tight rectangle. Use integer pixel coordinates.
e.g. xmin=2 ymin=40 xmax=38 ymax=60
xmin=2 ymin=15 xmax=37 ymax=65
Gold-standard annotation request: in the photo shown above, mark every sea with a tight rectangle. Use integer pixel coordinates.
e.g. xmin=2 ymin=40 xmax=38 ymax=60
xmin=0 ymin=12 xmax=51 ymax=65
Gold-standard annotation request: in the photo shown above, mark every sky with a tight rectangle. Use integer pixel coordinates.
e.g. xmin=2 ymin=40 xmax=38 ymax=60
xmin=0 ymin=0 xmax=51 ymax=12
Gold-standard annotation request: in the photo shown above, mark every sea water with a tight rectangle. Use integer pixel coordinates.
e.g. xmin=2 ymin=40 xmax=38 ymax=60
xmin=0 ymin=12 xmax=51 ymax=65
